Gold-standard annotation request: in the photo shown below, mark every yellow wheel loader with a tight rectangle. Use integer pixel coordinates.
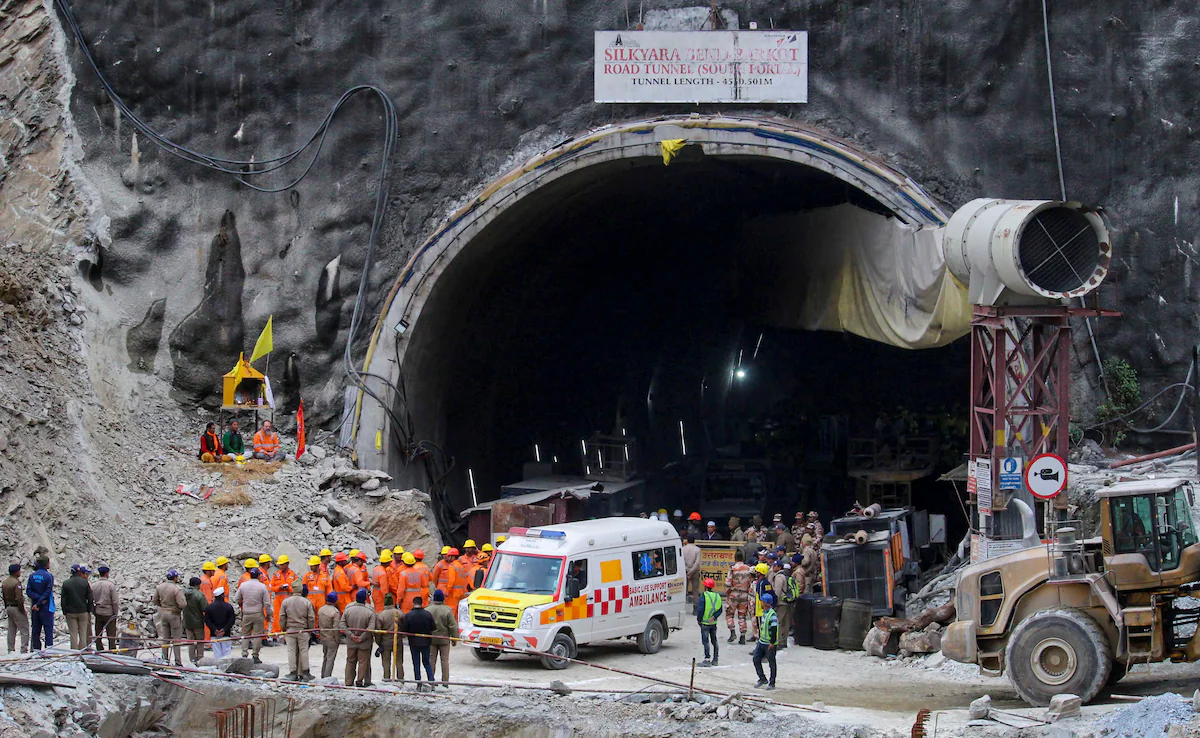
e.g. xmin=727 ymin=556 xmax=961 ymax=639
xmin=942 ymin=478 xmax=1200 ymax=705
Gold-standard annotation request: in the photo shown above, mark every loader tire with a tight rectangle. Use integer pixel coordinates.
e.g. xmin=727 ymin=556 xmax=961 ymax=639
xmin=1005 ymin=608 xmax=1111 ymax=707
xmin=1105 ymin=661 xmax=1127 ymax=687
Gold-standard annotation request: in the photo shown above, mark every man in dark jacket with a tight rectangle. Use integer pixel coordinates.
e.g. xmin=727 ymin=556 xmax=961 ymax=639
xmin=404 ymin=596 xmax=436 ymax=690
xmin=61 ymin=564 xmax=94 ymax=651
xmin=3 ymin=564 xmax=28 ymax=654
xmin=26 ymin=558 xmax=55 ymax=650
xmin=183 ymin=577 xmax=209 ymax=665
xmin=203 ymin=587 xmax=237 ymax=660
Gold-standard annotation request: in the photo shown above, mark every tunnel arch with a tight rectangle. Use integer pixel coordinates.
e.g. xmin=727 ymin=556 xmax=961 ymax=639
xmin=353 ymin=115 xmax=956 ymax=512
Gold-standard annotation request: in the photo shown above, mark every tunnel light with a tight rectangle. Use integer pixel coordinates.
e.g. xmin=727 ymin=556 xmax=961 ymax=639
xmin=534 ymin=444 xmax=541 ymax=462
xmin=580 ymin=439 xmax=588 ymax=456
xmin=621 ymin=427 xmax=627 ymax=436
xmin=468 ymin=468 xmax=477 ymax=507
xmin=738 ymin=349 xmax=744 ymax=367
xmin=679 ymin=420 xmax=687 ymax=456
xmin=735 ymin=369 xmax=747 ymax=380
xmin=753 ymin=332 xmax=763 ymax=359
xmin=553 ymin=455 xmax=559 ymax=463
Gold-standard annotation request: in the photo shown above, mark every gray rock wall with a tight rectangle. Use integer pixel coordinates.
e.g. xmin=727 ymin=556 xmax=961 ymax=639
xmin=59 ymin=0 xmax=1199 ymax=424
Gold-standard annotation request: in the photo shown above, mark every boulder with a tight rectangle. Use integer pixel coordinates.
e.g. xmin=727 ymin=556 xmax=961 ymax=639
xmin=361 ymin=478 xmax=381 ymax=491
xmin=224 ymin=657 xmax=256 ymax=675
xmin=360 ymin=488 xmax=441 ymax=553
xmin=309 ymin=446 xmax=328 ymax=460
xmin=968 ymin=695 xmax=991 ymax=720
xmin=272 ymin=542 xmax=305 ymax=570
xmin=899 ymin=629 xmax=942 ymax=654
xmin=864 ymin=627 xmax=899 ymax=658
xmin=1045 ymin=693 xmax=1080 ymax=722
xmin=248 ymin=664 xmax=281 ymax=678
xmin=297 ymin=452 xmax=316 ymax=466
xmin=337 ymin=469 xmax=392 ymax=486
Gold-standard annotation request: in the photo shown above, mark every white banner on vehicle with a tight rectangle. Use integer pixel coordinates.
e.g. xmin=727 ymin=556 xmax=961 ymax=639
xmin=594 ymin=31 xmax=808 ymax=104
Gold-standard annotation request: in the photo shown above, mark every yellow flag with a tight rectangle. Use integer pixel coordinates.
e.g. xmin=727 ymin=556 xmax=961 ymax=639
xmin=660 ymin=139 xmax=686 ymax=166
xmin=249 ymin=316 xmax=274 ymax=363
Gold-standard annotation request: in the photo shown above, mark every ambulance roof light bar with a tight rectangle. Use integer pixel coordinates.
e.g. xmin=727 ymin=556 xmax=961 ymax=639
xmin=508 ymin=528 xmax=567 ymax=539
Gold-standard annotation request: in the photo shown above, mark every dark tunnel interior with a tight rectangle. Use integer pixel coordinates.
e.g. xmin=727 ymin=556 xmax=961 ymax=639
xmin=396 ymin=154 xmax=971 ymax=545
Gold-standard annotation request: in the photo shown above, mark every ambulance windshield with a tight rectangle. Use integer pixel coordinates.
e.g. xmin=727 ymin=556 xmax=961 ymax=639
xmin=483 ymin=553 xmax=564 ymax=595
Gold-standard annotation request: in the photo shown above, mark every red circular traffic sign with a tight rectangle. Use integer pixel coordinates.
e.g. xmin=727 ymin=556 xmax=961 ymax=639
xmin=1025 ymin=453 xmax=1067 ymax=499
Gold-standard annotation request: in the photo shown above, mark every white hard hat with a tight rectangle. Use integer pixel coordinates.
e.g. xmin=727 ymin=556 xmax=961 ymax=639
xmin=649 ymin=512 xmax=660 ymax=521
xmin=673 ymin=509 xmax=683 ymax=517
xmin=707 ymin=521 xmax=716 ymax=527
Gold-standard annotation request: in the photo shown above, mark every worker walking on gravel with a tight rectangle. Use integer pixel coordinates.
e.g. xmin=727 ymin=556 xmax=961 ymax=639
xmin=317 ymin=593 xmax=341 ymax=678
xmin=697 ymin=578 xmax=723 ymax=667
xmin=724 ymin=550 xmax=753 ymax=644
xmin=3 ymin=563 xmax=29 ymax=654
xmin=279 ymin=583 xmax=316 ymax=681
xmin=753 ymin=593 xmax=779 ymax=690
xmin=152 ymin=570 xmax=187 ymax=666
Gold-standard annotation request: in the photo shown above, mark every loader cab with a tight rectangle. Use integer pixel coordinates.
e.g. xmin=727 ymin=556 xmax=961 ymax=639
xmin=1100 ymin=479 xmax=1199 ymax=582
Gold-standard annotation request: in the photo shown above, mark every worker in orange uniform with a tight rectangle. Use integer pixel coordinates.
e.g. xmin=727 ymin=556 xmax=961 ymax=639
xmin=345 ymin=550 xmax=363 ymax=600
xmin=459 ymin=540 xmax=478 ymax=567
xmin=252 ymin=419 xmax=285 ymax=461
xmin=353 ymin=551 xmax=371 ymax=595
xmin=302 ymin=556 xmax=328 ymax=615
xmin=399 ymin=553 xmax=430 ymax=613
xmin=318 ymin=549 xmax=333 ymax=577
xmin=431 ymin=547 xmax=457 ymax=605
xmin=448 ymin=550 xmax=468 ymax=612
xmin=371 ymin=550 xmax=393 ymax=612
xmin=479 ymin=544 xmax=495 ymax=572
xmin=270 ymin=555 xmax=297 ymax=634
xmin=200 ymin=562 xmax=217 ymax=604
xmin=412 ymin=549 xmax=430 ymax=580
xmin=237 ymin=558 xmax=258 ymax=590
xmin=330 ymin=552 xmax=354 ymax=611
xmin=213 ymin=557 xmax=231 ymax=596
xmin=258 ymin=554 xmax=273 ymax=584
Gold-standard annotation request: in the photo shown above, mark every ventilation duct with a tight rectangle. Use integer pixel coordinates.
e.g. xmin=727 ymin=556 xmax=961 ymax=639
xmin=942 ymin=199 xmax=1111 ymax=306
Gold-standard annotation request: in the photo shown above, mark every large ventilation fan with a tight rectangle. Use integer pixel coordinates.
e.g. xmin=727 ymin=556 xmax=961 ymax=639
xmin=942 ymin=199 xmax=1111 ymax=306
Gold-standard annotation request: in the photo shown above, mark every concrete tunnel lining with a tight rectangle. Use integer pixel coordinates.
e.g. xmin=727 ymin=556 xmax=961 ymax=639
xmin=352 ymin=115 xmax=953 ymax=507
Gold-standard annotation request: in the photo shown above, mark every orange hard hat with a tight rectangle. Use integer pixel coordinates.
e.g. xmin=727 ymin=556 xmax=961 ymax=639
xmin=333 ymin=552 xmax=348 ymax=563
xmin=688 ymin=512 xmax=702 ymax=521
xmin=413 ymin=549 xmax=424 ymax=560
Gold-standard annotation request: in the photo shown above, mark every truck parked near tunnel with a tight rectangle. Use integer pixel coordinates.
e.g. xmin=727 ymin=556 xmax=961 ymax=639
xmin=942 ymin=479 xmax=1200 ymax=706
xmin=458 ymin=518 xmax=688 ymax=668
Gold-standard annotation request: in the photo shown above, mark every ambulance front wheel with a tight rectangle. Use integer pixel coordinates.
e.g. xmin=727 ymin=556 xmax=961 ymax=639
xmin=541 ymin=633 xmax=576 ymax=670
xmin=637 ymin=618 xmax=664 ymax=655
xmin=472 ymin=648 xmax=502 ymax=662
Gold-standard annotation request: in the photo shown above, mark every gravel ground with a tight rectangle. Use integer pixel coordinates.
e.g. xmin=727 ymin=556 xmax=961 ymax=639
xmin=1099 ymin=694 xmax=1195 ymax=738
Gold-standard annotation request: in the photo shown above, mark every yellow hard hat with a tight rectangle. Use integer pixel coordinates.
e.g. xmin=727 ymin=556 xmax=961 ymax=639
xmin=481 ymin=544 xmax=494 ymax=553
xmin=276 ymin=555 xmax=290 ymax=565
xmin=202 ymin=561 xmax=216 ymax=572
xmin=754 ymin=563 xmax=770 ymax=575
xmin=495 ymin=535 xmax=507 ymax=544
xmin=244 ymin=559 xmax=258 ymax=569
xmin=402 ymin=552 xmax=416 ymax=565
xmin=440 ymin=545 xmax=451 ymax=555
xmin=215 ymin=556 xmax=230 ymax=566
xmin=235 ymin=455 xmax=245 ymax=463
xmin=319 ymin=549 xmax=333 ymax=557
xmin=307 ymin=556 xmax=321 ymax=566
xmin=380 ymin=550 xmax=393 ymax=563
xmin=392 ymin=546 xmax=404 ymax=555
xmin=259 ymin=554 xmax=272 ymax=564
xmin=349 ymin=549 xmax=360 ymax=559
xmin=658 ymin=508 xmax=668 ymax=515
xmin=464 ymin=539 xmax=477 ymax=549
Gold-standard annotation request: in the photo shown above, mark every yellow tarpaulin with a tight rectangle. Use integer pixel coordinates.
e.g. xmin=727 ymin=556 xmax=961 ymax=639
xmin=660 ymin=139 xmax=686 ymax=166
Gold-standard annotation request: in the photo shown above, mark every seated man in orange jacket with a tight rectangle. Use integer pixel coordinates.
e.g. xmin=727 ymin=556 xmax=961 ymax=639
xmin=199 ymin=422 xmax=233 ymax=463
xmin=252 ymin=420 xmax=286 ymax=462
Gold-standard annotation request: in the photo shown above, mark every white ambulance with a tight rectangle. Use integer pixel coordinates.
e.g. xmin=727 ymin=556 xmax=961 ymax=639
xmin=458 ymin=518 xmax=689 ymax=669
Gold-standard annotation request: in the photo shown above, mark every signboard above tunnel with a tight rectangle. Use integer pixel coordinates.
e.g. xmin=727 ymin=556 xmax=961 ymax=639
xmin=595 ymin=31 xmax=808 ymax=103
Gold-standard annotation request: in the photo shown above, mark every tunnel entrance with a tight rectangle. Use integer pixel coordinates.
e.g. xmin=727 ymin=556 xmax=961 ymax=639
xmin=359 ymin=117 xmax=970 ymax=543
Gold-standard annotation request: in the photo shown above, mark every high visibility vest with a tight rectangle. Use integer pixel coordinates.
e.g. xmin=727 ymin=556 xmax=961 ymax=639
xmin=700 ymin=591 xmax=723 ymax=626
xmin=212 ymin=570 xmax=228 ymax=596
xmin=253 ymin=430 xmax=281 ymax=455
xmin=331 ymin=566 xmax=354 ymax=610
xmin=270 ymin=569 xmax=297 ymax=634
xmin=464 ymin=562 xmax=481 ymax=592
xmin=449 ymin=561 xmax=468 ymax=604
xmin=200 ymin=574 xmax=215 ymax=604
xmin=303 ymin=570 xmax=328 ymax=613
xmin=758 ymin=608 xmax=779 ymax=646
xmin=782 ymin=575 xmax=801 ymax=603
xmin=433 ymin=560 xmax=456 ymax=599
xmin=371 ymin=565 xmax=390 ymax=612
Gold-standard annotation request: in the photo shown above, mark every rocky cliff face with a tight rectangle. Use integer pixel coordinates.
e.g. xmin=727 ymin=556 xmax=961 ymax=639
xmin=35 ymin=0 xmax=1200 ymax=427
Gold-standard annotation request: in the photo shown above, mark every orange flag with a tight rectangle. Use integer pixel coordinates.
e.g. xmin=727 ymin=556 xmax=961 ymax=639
xmin=296 ymin=400 xmax=307 ymax=459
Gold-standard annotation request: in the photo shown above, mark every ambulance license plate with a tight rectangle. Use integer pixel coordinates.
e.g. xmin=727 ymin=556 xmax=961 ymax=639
xmin=480 ymin=637 xmax=503 ymax=645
